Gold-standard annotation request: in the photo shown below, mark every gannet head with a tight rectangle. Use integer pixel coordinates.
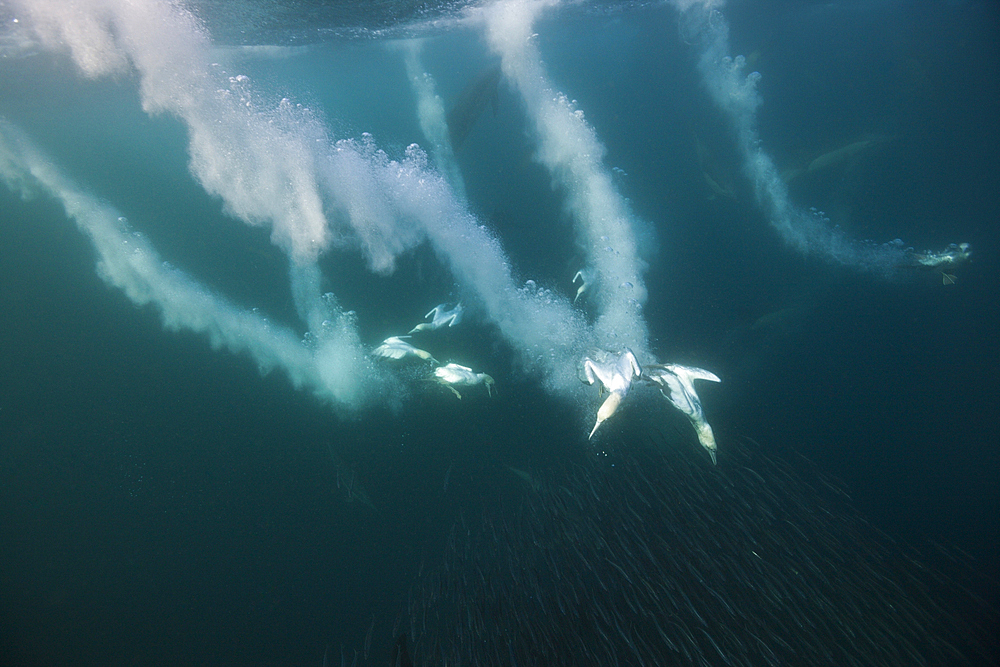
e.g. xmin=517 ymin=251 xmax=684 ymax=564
xmin=482 ymin=374 xmax=496 ymax=397
xmin=413 ymin=349 xmax=438 ymax=364
xmin=694 ymin=420 xmax=717 ymax=465
xmin=589 ymin=391 xmax=623 ymax=440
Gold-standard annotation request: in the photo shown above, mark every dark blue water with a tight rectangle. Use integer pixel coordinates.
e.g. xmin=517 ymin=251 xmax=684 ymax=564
xmin=1 ymin=1 xmax=997 ymax=665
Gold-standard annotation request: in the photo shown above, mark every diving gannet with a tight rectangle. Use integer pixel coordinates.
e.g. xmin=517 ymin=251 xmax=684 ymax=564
xmin=433 ymin=363 xmax=495 ymax=399
xmin=645 ymin=363 xmax=720 ymax=464
xmin=909 ymin=243 xmax=971 ymax=284
xmin=581 ymin=349 xmax=642 ymax=439
xmin=372 ymin=336 xmax=438 ymax=364
xmin=409 ymin=302 xmax=464 ymax=333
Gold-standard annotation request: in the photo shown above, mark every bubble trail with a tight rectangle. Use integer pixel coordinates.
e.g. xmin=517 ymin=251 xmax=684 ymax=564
xmin=671 ymin=0 xmax=966 ymax=279
xmin=478 ymin=0 xmax=651 ymax=355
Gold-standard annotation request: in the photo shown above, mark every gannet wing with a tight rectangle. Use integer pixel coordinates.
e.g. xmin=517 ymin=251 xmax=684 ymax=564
xmin=942 ymin=272 xmax=956 ymax=285
xmin=446 ymin=303 xmax=464 ymax=326
xmin=622 ymin=349 xmax=642 ymax=380
xmin=373 ymin=345 xmax=408 ymax=360
xmin=582 ymin=358 xmax=613 ymax=388
xmin=664 ymin=364 xmax=720 ymax=384
xmin=573 ymin=270 xmax=591 ymax=303
xmin=659 ymin=373 xmax=699 ymax=416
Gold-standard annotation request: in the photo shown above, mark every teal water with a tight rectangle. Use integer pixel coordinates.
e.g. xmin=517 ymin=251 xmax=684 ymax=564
xmin=1 ymin=1 xmax=997 ymax=665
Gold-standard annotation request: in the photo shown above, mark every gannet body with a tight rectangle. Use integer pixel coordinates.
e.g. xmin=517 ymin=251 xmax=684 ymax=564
xmin=806 ymin=139 xmax=876 ymax=174
xmin=910 ymin=243 xmax=971 ymax=284
xmin=572 ymin=269 xmax=592 ymax=304
xmin=372 ymin=336 xmax=438 ymax=364
xmin=581 ymin=349 xmax=642 ymax=439
xmin=409 ymin=302 xmax=464 ymax=334
xmin=645 ymin=363 xmax=720 ymax=464
xmin=433 ymin=363 xmax=495 ymax=399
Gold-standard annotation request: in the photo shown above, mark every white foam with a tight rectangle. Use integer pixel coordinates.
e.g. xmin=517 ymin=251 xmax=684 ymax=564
xmin=478 ymin=0 xmax=652 ymax=357
xmin=4 ymin=0 xmax=606 ymax=406
xmin=11 ymin=0 xmax=330 ymax=263
xmin=396 ymin=38 xmax=467 ymax=202
xmin=0 ymin=120 xmax=383 ymax=413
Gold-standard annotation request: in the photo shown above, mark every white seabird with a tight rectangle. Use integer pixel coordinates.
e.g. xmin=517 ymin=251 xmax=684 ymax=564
xmin=433 ymin=363 xmax=495 ymax=399
xmin=644 ymin=363 xmax=721 ymax=464
xmin=372 ymin=336 xmax=438 ymax=364
xmin=910 ymin=242 xmax=971 ymax=284
xmin=409 ymin=302 xmax=464 ymax=333
xmin=581 ymin=348 xmax=642 ymax=439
